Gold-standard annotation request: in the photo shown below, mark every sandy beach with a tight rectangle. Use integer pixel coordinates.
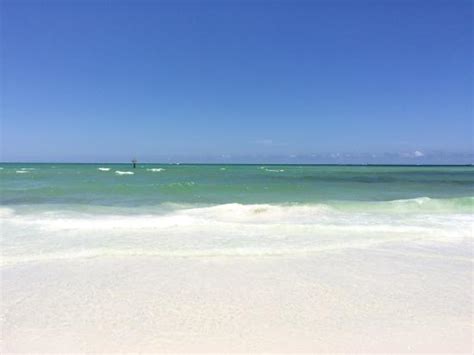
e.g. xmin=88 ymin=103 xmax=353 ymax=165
xmin=2 ymin=249 xmax=471 ymax=353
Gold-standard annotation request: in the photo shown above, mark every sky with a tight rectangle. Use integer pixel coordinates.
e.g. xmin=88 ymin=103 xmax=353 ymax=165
xmin=1 ymin=0 xmax=472 ymax=163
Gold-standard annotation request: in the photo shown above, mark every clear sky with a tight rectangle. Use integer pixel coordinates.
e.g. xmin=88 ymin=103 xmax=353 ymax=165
xmin=1 ymin=0 xmax=472 ymax=163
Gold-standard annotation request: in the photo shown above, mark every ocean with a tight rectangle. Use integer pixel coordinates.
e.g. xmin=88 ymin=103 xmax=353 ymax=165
xmin=1 ymin=163 xmax=473 ymax=352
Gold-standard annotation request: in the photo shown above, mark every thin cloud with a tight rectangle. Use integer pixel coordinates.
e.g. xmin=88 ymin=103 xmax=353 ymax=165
xmin=401 ymin=150 xmax=425 ymax=158
xmin=255 ymin=139 xmax=274 ymax=146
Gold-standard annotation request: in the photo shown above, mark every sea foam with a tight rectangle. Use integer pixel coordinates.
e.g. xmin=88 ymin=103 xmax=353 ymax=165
xmin=98 ymin=167 xmax=111 ymax=171
xmin=115 ymin=171 xmax=134 ymax=175
xmin=1 ymin=201 xmax=472 ymax=266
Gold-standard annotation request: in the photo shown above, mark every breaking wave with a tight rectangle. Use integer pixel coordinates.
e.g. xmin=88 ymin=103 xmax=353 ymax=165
xmin=115 ymin=171 xmax=134 ymax=175
xmin=2 ymin=197 xmax=472 ymax=266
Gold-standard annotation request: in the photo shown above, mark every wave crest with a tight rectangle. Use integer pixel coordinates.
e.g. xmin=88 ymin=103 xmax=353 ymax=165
xmin=2 ymin=199 xmax=472 ymax=266
xmin=115 ymin=171 xmax=134 ymax=175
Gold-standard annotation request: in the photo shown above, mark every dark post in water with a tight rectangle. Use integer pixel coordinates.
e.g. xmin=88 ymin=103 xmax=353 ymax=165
xmin=132 ymin=158 xmax=137 ymax=168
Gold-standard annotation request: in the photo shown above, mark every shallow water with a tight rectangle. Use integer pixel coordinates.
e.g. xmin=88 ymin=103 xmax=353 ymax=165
xmin=1 ymin=163 xmax=473 ymax=206
xmin=1 ymin=164 xmax=473 ymax=352
xmin=1 ymin=164 xmax=472 ymax=265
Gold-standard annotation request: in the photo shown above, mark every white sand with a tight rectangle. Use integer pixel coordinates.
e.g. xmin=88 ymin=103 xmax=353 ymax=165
xmin=1 ymin=249 xmax=472 ymax=353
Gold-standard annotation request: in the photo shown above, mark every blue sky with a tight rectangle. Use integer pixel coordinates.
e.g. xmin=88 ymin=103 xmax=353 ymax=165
xmin=1 ymin=0 xmax=472 ymax=163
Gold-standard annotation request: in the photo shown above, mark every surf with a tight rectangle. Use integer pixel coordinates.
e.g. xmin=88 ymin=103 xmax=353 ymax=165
xmin=115 ymin=170 xmax=134 ymax=175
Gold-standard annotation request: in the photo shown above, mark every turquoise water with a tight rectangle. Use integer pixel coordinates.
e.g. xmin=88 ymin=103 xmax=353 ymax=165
xmin=1 ymin=163 xmax=473 ymax=209
xmin=2 ymin=164 xmax=473 ymax=351
xmin=1 ymin=164 xmax=473 ymax=265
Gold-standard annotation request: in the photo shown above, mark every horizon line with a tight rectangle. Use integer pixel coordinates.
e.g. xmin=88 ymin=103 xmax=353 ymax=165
xmin=1 ymin=162 xmax=473 ymax=167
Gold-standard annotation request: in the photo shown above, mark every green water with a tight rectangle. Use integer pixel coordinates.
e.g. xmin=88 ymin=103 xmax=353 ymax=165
xmin=1 ymin=163 xmax=473 ymax=265
xmin=1 ymin=164 xmax=473 ymax=209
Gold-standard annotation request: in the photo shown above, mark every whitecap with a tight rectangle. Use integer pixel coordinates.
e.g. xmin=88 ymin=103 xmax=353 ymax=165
xmin=115 ymin=170 xmax=134 ymax=175
xmin=16 ymin=170 xmax=29 ymax=174
xmin=0 ymin=207 xmax=14 ymax=217
xmin=98 ymin=167 xmax=111 ymax=171
xmin=147 ymin=168 xmax=165 ymax=172
xmin=265 ymin=169 xmax=285 ymax=172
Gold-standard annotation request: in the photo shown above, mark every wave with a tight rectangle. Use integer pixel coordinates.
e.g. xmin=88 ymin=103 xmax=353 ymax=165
xmin=332 ymin=196 xmax=474 ymax=213
xmin=2 ymin=198 xmax=472 ymax=228
xmin=115 ymin=171 xmax=134 ymax=175
xmin=0 ymin=207 xmax=14 ymax=217
xmin=98 ymin=167 xmax=111 ymax=171
xmin=147 ymin=168 xmax=165 ymax=172
xmin=14 ymin=167 xmax=36 ymax=173
xmin=167 ymin=181 xmax=196 ymax=188
xmin=259 ymin=166 xmax=285 ymax=172
xmin=265 ymin=169 xmax=285 ymax=172
xmin=1 ymin=197 xmax=472 ymax=217
xmin=2 ymin=199 xmax=472 ymax=267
